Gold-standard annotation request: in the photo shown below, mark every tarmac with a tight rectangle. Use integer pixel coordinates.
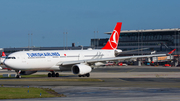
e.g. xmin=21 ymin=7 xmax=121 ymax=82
xmin=1 ymin=66 xmax=180 ymax=101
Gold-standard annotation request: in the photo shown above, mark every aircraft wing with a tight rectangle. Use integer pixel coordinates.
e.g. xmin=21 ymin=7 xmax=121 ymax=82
xmin=57 ymin=49 xmax=176 ymax=66
xmin=115 ymin=48 xmax=148 ymax=56
xmin=56 ymin=53 xmax=169 ymax=66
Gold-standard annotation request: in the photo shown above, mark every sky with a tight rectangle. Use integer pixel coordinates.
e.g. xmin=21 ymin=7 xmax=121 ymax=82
xmin=0 ymin=0 xmax=180 ymax=48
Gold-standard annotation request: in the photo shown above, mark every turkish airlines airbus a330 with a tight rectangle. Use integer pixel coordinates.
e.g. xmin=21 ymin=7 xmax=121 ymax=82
xmin=4 ymin=22 xmax=175 ymax=78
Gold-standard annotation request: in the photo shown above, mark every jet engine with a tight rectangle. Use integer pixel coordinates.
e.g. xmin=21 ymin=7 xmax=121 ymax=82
xmin=72 ymin=64 xmax=92 ymax=75
xmin=20 ymin=71 xmax=37 ymax=75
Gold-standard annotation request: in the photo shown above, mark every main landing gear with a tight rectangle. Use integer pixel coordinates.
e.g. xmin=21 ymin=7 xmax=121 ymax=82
xmin=15 ymin=70 xmax=21 ymax=78
xmin=48 ymin=71 xmax=59 ymax=77
xmin=78 ymin=73 xmax=90 ymax=77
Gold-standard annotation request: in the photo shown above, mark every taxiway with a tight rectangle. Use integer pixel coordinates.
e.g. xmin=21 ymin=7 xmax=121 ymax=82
xmin=1 ymin=66 xmax=180 ymax=101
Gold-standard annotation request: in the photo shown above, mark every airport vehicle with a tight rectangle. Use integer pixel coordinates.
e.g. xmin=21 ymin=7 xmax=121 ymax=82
xmin=4 ymin=22 xmax=175 ymax=78
xmin=117 ymin=62 xmax=128 ymax=66
xmin=105 ymin=62 xmax=116 ymax=66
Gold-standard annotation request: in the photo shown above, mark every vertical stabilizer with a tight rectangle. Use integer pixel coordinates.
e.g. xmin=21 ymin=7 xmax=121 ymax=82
xmin=2 ymin=52 xmax=6 ymax=56
xmin=102 ymin=22 xmax=122 ymax=50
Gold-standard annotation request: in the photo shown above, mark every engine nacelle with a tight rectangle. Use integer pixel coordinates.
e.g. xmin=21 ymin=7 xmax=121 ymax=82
xmin=20 ymin=71 xmax=37 ymax=75
xmin=72 ymin=64 xmax=92 ymax=75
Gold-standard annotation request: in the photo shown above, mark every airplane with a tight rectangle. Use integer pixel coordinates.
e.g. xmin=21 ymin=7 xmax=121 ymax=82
xmin=4 ymin=22 xmax=175 ymax=78
xmin=0 ymin=52 xmax=6 ymax=65
xmin=0 ymin=52 xmax=6 ymax=70
xmin=0 ymin=52 xmax=12 ymax=70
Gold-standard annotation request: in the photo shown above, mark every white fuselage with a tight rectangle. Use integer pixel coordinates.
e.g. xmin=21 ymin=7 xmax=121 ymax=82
xmin=4 ymin=49 xmax=116 ymax=71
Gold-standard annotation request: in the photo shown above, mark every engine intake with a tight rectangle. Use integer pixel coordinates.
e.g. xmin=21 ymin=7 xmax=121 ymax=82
xmin=72 ymin=64 xmax=92 ymax=75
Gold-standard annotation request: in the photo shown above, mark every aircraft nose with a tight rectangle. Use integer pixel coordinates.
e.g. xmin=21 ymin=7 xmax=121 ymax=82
xmin=4 ymin=60 xmax=11 ymax=68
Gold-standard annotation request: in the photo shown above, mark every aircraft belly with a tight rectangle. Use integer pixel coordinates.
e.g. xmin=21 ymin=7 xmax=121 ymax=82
xmin=48 ymin=65 xmax=71 ymax=71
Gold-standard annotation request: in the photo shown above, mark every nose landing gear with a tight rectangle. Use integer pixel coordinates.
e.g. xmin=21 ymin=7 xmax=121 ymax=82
xmin=15 ymin=70 xmax=21 ymax=78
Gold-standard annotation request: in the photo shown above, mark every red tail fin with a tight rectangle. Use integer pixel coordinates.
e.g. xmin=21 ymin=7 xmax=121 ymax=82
xmin=102 ymin=22 xmax=122 ymax=50
xmin=168 ymin=49 xmax=176 ymax=55
xmin=2 ymin=52 xmax=6 ymax=56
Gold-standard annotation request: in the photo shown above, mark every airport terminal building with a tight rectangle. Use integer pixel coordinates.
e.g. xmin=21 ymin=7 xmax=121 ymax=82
xmin=91 ymin=28 xmax=180 ymax=56
xmin=90 ymin=28 xmax=180 ymax=66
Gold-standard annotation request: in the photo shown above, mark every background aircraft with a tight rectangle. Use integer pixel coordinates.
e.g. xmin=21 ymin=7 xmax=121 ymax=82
xmin=0 ymin=52 xmax=6 ymax=65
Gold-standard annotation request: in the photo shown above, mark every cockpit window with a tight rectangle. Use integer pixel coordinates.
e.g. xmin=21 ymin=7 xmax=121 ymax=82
xmin=7 ymin=57 xmax=16 ymax=59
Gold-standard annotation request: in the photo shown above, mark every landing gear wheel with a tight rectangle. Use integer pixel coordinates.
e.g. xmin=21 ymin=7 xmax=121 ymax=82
xmin=55 ymin=73 xmax=59 ymax=77
xmin=52 ymin=73 xmax=56 ymax=77
xmin=48 ymin=72 xmax=59 ymax=77
xmin=86 ymin=73 xmax=90 ymax=77
xmin=16 ymin=75 xmax=21 ymax=78
xmin=48 ymin=73 xmax=52 ymax=77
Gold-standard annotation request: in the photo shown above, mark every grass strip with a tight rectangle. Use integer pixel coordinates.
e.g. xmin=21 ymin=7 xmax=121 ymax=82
xmin=0 ymin=87 xmax=65 ymax=99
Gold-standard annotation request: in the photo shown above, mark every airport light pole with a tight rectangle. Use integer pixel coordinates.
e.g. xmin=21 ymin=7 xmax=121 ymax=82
xmin=93 ymin=30 xmax=99 ymax=49
xmin=178 ymin=28 xmax=180 ymax=62
xmin=31 ymin=33 xmax=33 ymax=49
xmin=141 ymin=30 xmax=143 ymax=65
xmin=94 ymin=31 xmax=96 ymax=49
xmin=63 ymin=32 xmax=65 ymax=50
xmin=28 ymin=33 xmax=33 ymax=50
xmin=28 ymin=33 xmax=30 ymax=49
xmin=97 ymin=30 xmax=99 ymax=49
xmin=141 ymin=30 xmax=143 ymax=55
xmin=138 ymin=30 xmax=139 ymax=55
xmin=175 ymin=29 xmax=177 ymax=55
xmin=66 ymin=32 xmax=68 ymax=50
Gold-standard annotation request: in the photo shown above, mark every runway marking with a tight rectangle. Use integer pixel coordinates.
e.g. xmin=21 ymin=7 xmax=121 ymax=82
xmin=119 ymin=78 xmax=129 ymax=82
xmin=126 ymin=68 xmax=137 ymax=73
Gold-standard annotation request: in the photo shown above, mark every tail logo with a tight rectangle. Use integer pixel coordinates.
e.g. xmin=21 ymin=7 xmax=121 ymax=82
xmin=109 ymin=30 xmax=119 ymax=49
xmin=101 ymin=22 xmax=122 ymax=50
xmin=111 ymin=30 xmax=118 ymax=44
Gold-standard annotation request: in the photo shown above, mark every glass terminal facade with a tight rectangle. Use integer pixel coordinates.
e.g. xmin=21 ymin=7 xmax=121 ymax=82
xmin=91 ymin=29 xmax=180 ymax=55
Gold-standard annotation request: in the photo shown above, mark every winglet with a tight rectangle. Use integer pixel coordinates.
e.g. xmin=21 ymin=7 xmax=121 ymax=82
xmin=2 ymin=52 xmax=6 ymax=56
xmin=168 ymin=49 xmax=176 ymax=55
